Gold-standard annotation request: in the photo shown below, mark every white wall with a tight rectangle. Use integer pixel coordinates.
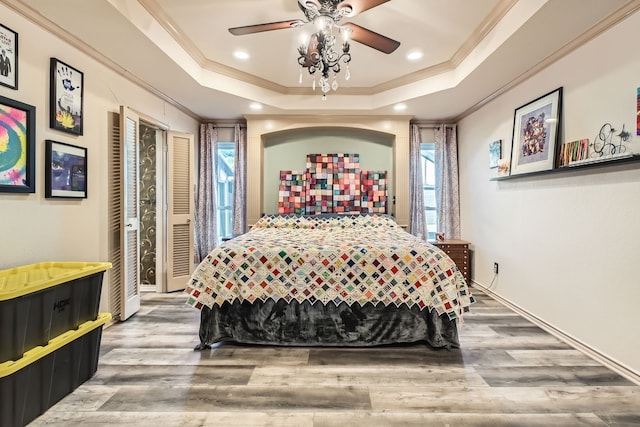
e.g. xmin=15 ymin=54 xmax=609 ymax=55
xmin=0 ymin=5 xmax=198 ymax=293
xmin=458 ymin=10 xmax=640 ymax=374
xmin=263 ymin=128 xmax=394 ymax=215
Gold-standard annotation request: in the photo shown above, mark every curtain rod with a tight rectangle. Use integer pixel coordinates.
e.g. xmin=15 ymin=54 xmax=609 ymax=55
xmin=202 ymin=120 xmax=247 ymax=128
xmin=410 ymin=121 xmax=456 ymax=130
xmin=415 ymin=126 xmax=456 ymax=130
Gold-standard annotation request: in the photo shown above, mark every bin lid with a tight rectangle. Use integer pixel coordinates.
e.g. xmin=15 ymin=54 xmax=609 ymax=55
xmin=0 ymin=262 xmax=112 ymax=301
xmin=0 ymin=312 xmax=112 ymax=377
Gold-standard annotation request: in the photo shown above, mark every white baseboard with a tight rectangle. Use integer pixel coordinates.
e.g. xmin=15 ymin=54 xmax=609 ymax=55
xmin=472 ymin=281 xmax=640 ymax=386
xmin=140 ymin=284 xmax=156 ymax=293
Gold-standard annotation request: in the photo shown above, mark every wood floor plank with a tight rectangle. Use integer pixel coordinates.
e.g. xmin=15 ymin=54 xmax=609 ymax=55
xmin=368 ymin=385 xmax=640 ymax=413
xmin=475 ymin=365 xmax=636 ymax=387
xmin=98 ymin=386 xmax=372 ymax=412
xmin=30 ymin=411 xmax=316 ymax=427
xmin=507 ymin=349 xmax=603 ymax=366
xmin=99 ymin=347 xmax=310 ymax=366
xmin=313 ymin=412 xmax=609 ymax=427
xmin=90 ymin=365 xmax=254 ymax=386
xmin=248 ymin=365 xmax=488 ymax=387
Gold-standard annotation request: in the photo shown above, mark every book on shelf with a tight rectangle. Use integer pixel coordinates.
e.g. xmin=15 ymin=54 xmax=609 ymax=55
xmin=558 ymin=138 xmax=589 ymax=167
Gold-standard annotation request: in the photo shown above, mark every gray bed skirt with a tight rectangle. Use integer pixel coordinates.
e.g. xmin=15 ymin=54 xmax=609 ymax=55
xmin=196 ymin=299 xmax=460 ymax=349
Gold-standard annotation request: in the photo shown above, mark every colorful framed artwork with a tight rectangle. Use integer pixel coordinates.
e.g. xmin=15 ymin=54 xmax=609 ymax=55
xmin=0 ymin=95 xmax=35 ymax=193
xmin=636 ymin=87 xmax=640 ymax=136
xmin=45 ymin=140 xmax=87 ymax=198
xmin=50 ymin=58 xmax=84 ymax=135
xmin=489 ymin=139 xmax=502 ymax=168
xmin=0 ymin=23 xmax=18 ymax=90
xmin=509 ymin=87 xmax=562 ymax=176
xmin=497 ymin=159 xmax=510 ymax=176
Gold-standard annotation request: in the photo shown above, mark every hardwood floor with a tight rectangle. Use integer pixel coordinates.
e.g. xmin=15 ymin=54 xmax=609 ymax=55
xmin=30 ymin=288 xmax=640 ymax=426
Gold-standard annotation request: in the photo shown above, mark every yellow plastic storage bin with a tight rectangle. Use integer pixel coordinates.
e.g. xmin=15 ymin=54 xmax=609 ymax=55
xmin=0 ymin=313 xmax=111 ymax=427
xmin=0 ymin=262 xmax=111 ymax=363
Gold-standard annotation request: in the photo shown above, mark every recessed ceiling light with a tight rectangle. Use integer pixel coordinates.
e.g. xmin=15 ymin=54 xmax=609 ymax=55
xmin=406 ymin=50 xmax=423 ymax=61
xmin=394 ymin=103 xmax=407 ymax=111
xmin=250 ymin=102 xmax=263 ymax=110
xmin=233 ymin=50 xmax=250 ymax=60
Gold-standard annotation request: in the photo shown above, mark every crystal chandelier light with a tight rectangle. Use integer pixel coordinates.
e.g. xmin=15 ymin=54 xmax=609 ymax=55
xmin=297 ymin=14 xmax=352 ymax=100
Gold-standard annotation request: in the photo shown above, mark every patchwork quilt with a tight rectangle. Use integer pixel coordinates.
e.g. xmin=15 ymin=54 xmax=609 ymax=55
xmin=185 ymin=215 xmax=474 ymax=320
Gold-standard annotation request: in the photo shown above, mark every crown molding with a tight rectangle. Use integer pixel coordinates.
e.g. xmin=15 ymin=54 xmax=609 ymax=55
xmin=449 ymin=0 xmax=517 ymax=67
xmin=135 ymin=0 xmax=519 ymax=97
xmin=7 ymin=0 xmax=638 ymax=124
xmin=3 ymin=0 xmax=201 ymax=121
xmin=454 ymin=0 xmax=640 ymax=123
xmin=137 ymin=0 xmax=288 ymax=94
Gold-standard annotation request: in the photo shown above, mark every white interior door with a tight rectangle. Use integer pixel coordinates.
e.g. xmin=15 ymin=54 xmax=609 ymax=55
xmin=120 ymin=106 xmax=141 ymax=319
xmin=166 ymin=131 xmax=195 ymax=292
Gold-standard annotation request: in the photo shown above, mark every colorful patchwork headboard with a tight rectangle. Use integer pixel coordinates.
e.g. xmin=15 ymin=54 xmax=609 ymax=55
xmin=278 ymin=153 xmax=387 ymax=215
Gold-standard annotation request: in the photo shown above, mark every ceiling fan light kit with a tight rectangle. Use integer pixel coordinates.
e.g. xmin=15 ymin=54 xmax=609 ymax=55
xmin=297 ymin=23 xmax=352 ymax=100
xmin=228 ymin=0 xmax=399 ymax=100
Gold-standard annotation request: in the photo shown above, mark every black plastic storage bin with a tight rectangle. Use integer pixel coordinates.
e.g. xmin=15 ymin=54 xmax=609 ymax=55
xmin=0 ymin=262 xmax=111 ymax=363
xmin=0 ymin=313 xmax=111 ymax=427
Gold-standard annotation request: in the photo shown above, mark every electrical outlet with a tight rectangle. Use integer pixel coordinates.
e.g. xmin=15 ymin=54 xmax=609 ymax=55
xmin=493 ymin=262 xmax=499 ymax=274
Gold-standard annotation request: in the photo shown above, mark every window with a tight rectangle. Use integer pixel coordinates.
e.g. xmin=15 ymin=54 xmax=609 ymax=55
xmin=421 ymin=142 xmax=437 ymax=241
xmin=215 ymin=142 xmax=235 ymax=242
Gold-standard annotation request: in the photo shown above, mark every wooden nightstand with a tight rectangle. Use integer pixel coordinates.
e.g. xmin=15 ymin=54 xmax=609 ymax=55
xmin=431 ymin=239 xmax=471 ymax=283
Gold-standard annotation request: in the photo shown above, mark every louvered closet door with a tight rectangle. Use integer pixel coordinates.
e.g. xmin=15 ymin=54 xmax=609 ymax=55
xmin=120 ymin=106 xmax=141 ymax=319
xmin=166 ymin=131 xmax=195 ymax=292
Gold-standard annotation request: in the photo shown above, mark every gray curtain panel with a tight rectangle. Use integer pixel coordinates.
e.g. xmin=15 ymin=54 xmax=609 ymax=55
xmin=434 ymin=125 xmax=461 ymax=239
xmin=409 ymin=123 xmax=427 ymax=240
xmin=232 ymin=124 xmax=247 ymax=236
xmin=195 ymin=123 xmax=218 ymax=262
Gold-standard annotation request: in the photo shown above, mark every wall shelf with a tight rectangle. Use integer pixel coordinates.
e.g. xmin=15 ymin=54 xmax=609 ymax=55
xmin=490 ymin=154 xmax=640 ymax=181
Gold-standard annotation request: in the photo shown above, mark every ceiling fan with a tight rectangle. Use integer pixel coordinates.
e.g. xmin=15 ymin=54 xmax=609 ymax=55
xmin=228 ymin=0 xmax=400 ymax=54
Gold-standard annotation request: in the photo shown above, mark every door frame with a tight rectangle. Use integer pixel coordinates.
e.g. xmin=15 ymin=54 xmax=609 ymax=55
xmin=138 ymin=121 xmax=168 ymax=294
xmin=136 ymin=115 xmax=169 ymax=293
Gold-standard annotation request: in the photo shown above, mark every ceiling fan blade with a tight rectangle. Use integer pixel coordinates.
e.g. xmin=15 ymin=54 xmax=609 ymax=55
xmin=343 ymin=22 xmax=400 ymax=54
xmin=229 ymin=19 xmax=305 ymax=36
xmin=337 ymin=0 xmax=390 ymax=16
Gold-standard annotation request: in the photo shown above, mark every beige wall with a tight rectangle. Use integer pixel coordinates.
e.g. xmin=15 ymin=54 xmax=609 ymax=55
xmin=0 ymin=5 xmax=199 ymax=300
xmin=458 ymin=10 xmax=640 ymax=374
xmin=245 ymin=115 xmax=412 ymax=227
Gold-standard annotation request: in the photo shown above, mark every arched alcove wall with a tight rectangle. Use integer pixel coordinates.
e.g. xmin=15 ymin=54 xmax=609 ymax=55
xmin=245 ymin=115 xmax=412 ymax=228
xmin=263 ymin=128 xmax=394 ymax=215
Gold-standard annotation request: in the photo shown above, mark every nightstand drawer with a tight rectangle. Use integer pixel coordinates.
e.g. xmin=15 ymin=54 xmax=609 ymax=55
xmin=437 ymin=243 xmax=469 ymax=251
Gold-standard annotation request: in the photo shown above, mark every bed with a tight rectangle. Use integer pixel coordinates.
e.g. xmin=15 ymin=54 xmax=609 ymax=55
xmin=185 ymin=214 xmax=474 ymax=349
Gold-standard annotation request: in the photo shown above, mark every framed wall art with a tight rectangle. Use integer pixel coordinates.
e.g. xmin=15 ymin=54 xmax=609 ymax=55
xmin=636 ymin=87 xmax=640 ymax=136
xmin=0 ymin=23 xmax=18 ymax=90
xmin=489 ymin=139 xmax=502 ymax=168
xmin=45 ymin=140 xmax=87 ymax=198
xmin=0 ymin=95 xmax=35 ymax=193
xmin=509 ymin=87 xmax=563 ymax=176
xmin=50 ymin=57 xmax=84 ymax=135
